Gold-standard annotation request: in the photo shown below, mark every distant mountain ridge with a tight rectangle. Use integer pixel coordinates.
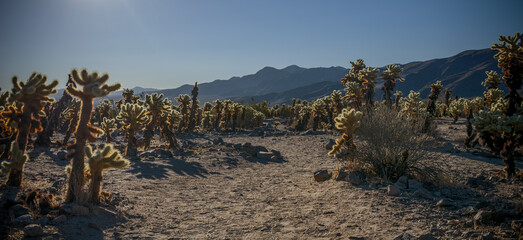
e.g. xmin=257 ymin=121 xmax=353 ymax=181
xmin=51 ymin=48 xmax=502 ymax=105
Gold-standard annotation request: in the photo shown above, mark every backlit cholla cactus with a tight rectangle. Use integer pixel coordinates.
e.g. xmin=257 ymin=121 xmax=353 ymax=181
xmin=117 ymin=103 xmax=148 ymax=157
xmin=400 ymin=91 xmax=427 ymax=124
xmin=344 ymin=82 xmax=365 ymax=109
xmin=1 ymin=142 xmax=28 ymax=177
xmin=230 ymin=102 xmax=242 ymax=131
xmin=85 ymin=144 xmax=129 ymax=203
xmin=358 ymin=67 xmax=380 ymax=107
xmin=328 ymin=108 xmax=363 ymax=156
xmin=212 ymin=100 xmax=223 ymax=130
xmin=380 ymin=64 xmax=405 ymax=108
xmin=3 ymin=73 xmax=58 ymax=186
xmin=331 ymin=90 xmax=344 ymax=116
xmin=188 ymin=82 xmax=200 ymax=132
xmin=444 ymin=89 xmax=453 ymax=108
xmin=484 ymin=88 xmax=505 ymax=108
xmin=296 ymin=105 xmax=312 ymax=131
xmin=393 ymin=91 xmax=403 ymax=109
xmin=311 ymin=99 xmax=327 ymax=131
xmin=448 ymin=98 xmax=466 ymax=123
xmin=482 ymin=70 xmax=503 ymax=90
xmin=341 ymin=59 xmax=366 ymax=85
xmin=473 ymin=108 xmax=522 ymax=156
xmin=176 ymin=94 xmax=191 ymax=131
xmin=61 ymin=99 xmax=81 ymax=145
xmin=159 ymin=107 xmax=182 ymax=150
xmin=201 ymin=102 xmax=214 ymax=130
xmin=65 ymin=69 xmax=120 ymax=203
xmin=94 ymin=99 xmax=113 ymax=125
xmin=143 ymin=93 xmax=171 ymax=150
xmin=423 ymin=81 xmax=443 ymax=132
xmin=122 ymin=88 xmax=137 ymax=104
xmin=463 ymin=97 xmax=486 ymax=148
xmin=101 ymin=117 xmax=117 ymax=143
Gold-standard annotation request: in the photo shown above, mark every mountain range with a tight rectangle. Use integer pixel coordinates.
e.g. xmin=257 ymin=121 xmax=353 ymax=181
xmin=51 ymin=48 xmax=503 ymax=105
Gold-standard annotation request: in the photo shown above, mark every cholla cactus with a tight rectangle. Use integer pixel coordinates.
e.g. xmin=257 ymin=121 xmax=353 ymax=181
xmin=358 ymin=67 xmax=380 ymax=106
xmin=85 ymin=144 xmax=129 ymax=203
xmin=484 ymin=88 xmax=505 ymax=108
xmin=341 ymin=59 xmax=366 ymax=85
xmin=188 ymin=82 xmax=200 ymax=132
xmin=331 ymin=90 xmax=343 ymax=115
xmin=423 ymin=81 xmax=443 ymax=132
xmin=491 ymin=32 xmax=522 ymax=116
xmin=212 ymin=100 xmax=223 ymax=130
xmin=444 ymin=89 xmax=453 ymax=107
xmin=381 ymin=64 xmax=405 ymax=108
xmin=482 ymin=70 xmax=503 ymax=89
xmin=61 ymin=99 xmax=81 ymax=145
xmin=65 ymin=69 xmax=120 ymax=203
xmin=230 ymin=102 xmax=242 ymax=131
xmin=117 ymin=103 xmax=148 ymax=157
xmin=344 ymin=81 xmax=365 ymax=109
xmin=122 ymin=88 xmax=137 ymax=104
xmin=400 ymin=91 xmax=427 ymax=124
xmin=158 ymin=108 xmax=182 ymax=150
xmin=311 ymin=99 xmax=327 ymax=131
xmin=5 ymin=73 xmax=58 ymax=186
xmin=448 ymin=98 xmax=466 ymax=123
xmin=143 ymin=93 xmax=171 ymax=150
xmin=328 ymin=108 xmax=363 ymax=156
xmin=176 ymin=94 xmax=191 ymax=131
xmin=296 ymin=105 xmax=312 ymax=131
xmin=393 ymin=91 xmax=403 ymax=109
xmin=1 ymin=142 xmax=28 ymax=182
xmin=101 ymin=117 xmax=117 ymax=143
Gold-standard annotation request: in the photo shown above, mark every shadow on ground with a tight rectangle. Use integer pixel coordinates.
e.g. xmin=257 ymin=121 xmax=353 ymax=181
xmin=127 ymin=157 xmax=208 ymax=179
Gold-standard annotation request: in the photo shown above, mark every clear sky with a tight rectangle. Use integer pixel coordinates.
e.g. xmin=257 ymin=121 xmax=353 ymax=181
xmin=1 ymin=0 xmax=522 ymax=90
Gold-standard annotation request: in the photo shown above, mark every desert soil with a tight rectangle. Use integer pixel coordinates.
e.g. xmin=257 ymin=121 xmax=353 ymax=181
xmin=1 ymin=118 xmax=522 ymax=239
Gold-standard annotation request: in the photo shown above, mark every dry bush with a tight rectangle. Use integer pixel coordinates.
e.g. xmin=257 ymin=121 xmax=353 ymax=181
xmin=349 ymin=105 xmax=445 ymax=183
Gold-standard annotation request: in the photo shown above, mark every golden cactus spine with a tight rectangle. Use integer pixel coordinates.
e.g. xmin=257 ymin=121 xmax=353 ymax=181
xmin=85 ymin=144 xmax=129 ymax=203
xmin=5 ymin=73 xmax=57 ymax=186
xmin=65 ymin=69 xmax=121 ymax=203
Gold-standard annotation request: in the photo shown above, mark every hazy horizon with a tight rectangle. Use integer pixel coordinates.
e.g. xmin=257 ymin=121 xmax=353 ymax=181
xmin=1 ymin=0 xmax=522 ymax=91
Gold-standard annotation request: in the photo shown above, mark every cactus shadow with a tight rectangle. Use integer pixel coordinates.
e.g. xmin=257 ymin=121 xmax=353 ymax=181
xmin=127 ymin=157 xmax=208 ymax=179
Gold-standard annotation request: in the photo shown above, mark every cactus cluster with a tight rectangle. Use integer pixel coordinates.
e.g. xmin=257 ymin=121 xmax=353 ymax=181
xmin=328 ymin=108 xmax=363 ymax=156
xmin=117 ymin=103 xmax=149 ymax=157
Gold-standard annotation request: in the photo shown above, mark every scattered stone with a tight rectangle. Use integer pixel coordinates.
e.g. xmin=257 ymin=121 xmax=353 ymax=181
xmin=348 ymin=237 xmax=365 ymax=240
xmin=413 ymin=187 xmax=434 ymax=199
xmin=418 ymin=233 xmax=438 ymax=240
xmin=474 ymin=209 xmax=506 ymax=229
xmin=39 ymin=216 xmax=49 ymax=226
xmin=57 ymin=150 xmax=68 ymax=160
xmin=257 ymin=151 xmax=274 ymax=160
xmin=14 ymin=214 xmax=33 ymax=225
xmin=332 ymin=170 xmax=348 ymax=181
xmin=89 ymin=222 xmax=103 ymax=231
xmin=61 ymin=203 xmax=90 ymax=216
xmin=324 ymin=139 xmax=336 ymax=150
xmin=212 ymin=137 xmax=224 ymax=145
xmin=346 ymin=171 xmax=363 ymax=185
xmin=52 ymin=215 xmax=67 ymax=224
xmin=252 ymin=145 xmax=268 ymax=153
xmin=9 ymin=204 xmax=29 ymax=218
xmin=397 ymin=176 xmax=408 ymax=185
xmin=23 ymin=224 xmax=43 ymax=237
xmin=388 ymin=185 xmax=401 ymax=196
xmin=457 ymin=206 xmax=477 ymax=216
xmin=393 ymin=232 xmax=417 ymax=240
xmin=270 ymin=150 xmax=281 ymax=157
xmin=314 ymin=170 xmax=331 ymax=182
xmin=436 ymin=199 xmax=453 ymax=207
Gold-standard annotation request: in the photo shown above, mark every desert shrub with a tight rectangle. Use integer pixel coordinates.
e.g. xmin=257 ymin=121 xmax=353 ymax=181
xmin=348 ymin=105 xmax=434 ymax=182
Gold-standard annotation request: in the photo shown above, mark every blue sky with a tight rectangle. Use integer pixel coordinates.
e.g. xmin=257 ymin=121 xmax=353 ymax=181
xmin=1 ymin=0 xmax=522 ymax=90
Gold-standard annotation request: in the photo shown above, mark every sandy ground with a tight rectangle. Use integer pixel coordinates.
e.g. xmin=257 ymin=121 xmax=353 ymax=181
xmin=1 ymin=118 xmax=522 ymax=239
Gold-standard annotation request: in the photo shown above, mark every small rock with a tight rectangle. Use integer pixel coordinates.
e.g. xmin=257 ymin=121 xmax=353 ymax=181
xmin=457 ymin=206 xmax=477 ymax=216
xmin=436 ymin=199 xmax=453 ymax=207
xmin=14 ymin=214 xmax=33 ymax=225
xmin=348 ymin=237 xmax=365 ymax=240
xmin=61 ymin=203 xmax=89 ymax=216
xmin=23 ymin=224 xmax=43 ymax=237
xmin=39 ymin=216 xmax=49 ymax=226
xmin=397 ymin=176 xmax=408 ymax=185
xmin=474 ymin=210 xmax=493 ymax=229
xmin=413 ymin=187 xmax=434 ymax=199
xmin=257 ymin=151 xmax=274 ymax=160
xmin=332 ymin=170 xmax=348 ymax=181
xmin=346 ymin=171 xmax=363 ymax=185
xmin=388 ymin=185 xmax=401 ymax=196
xmin=270 ymin=155 xmax=281 ymax=162
xmin=212 ymin=137 xmax=224 ymax=145
xmin=52 ymin=215 xmax=67 ymax=224
xmin=407 ymin=179 xmax=423 ymax=190
xmin=9 ymin=204 xmax=29 ymax=218
xmin=418 ymin=233 xmax=438 ymax=240
xmin=270 ymin=150 xmax=281 ymax=157
xmin=393 ymin=233 xmax=417 ymax=240
xmin=314 ymin=170 xmax=331 ymax=182
xmin=88 ymin=222 xmax=103 ymax=231
xmin=324 ymin=139 xmax=336 ymax=150
xmin=57 ymin=150 xmax=68 ymax=160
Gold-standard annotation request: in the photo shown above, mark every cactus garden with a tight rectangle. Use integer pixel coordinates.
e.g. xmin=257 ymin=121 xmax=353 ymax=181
xmin=1 ymin=1 xmax=522 ymax=238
